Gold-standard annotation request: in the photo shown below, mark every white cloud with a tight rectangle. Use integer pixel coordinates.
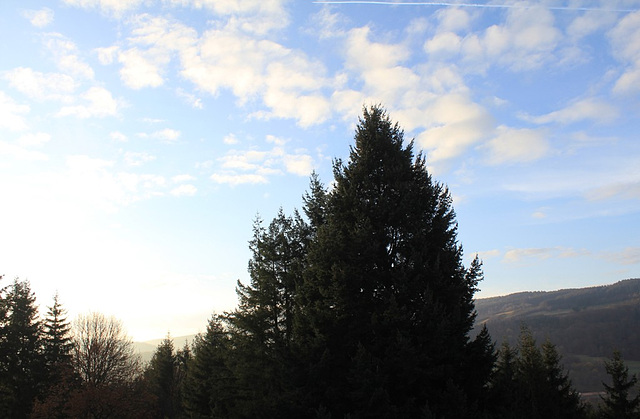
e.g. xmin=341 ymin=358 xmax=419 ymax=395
xmin=567 ymin=10 xmax=617 ymax=40
xmin=0 ymin=140 xmax=48 ymax=161
xmin=435 ymin=7 xmax=471 ymax=33
xmin=477 ymin=249 xmax=501 ymax=260
xmin=601 ymin=247 xmax=640 ymax=265
xmin=176 ymin=88 xmax=203 ymax=109
xmin=45 ymin=34 xmax=94 ymax=79
xmin=609 ymin=11 xmax=640 ymax=94
xmin=57 ymin=87 xmax=119 ymax=118
xmin=124 ymin=151 xmax=156 ymax=166
xmin=17 ymin=132 xmax=51 ymax=147
xmin=170 ymin=184 xmax=197 ymax=196
xmin=458 ymin=5 xmax=562 ymax=71
xmin=110 ymin=131 xmax=127 ymax=142
xmin=95 ymin=46 xmax=119 ymax=65
xmin=308 ymin=7 xmax=348 ymax=39
xmin=424 ymin=32 xmax=462 ymax=58
xmin=4 ymin=67 xmax=76 ymax=102
xmin=265 ymin=134 xmax=286 ymax=146
xmin=139 ymin=128 xmax=181 ymax=143
xmin=345 ymin=27 xmax=410 ymax=72
xmin=532 ymin=211 xmax=547 ymax=219
xmin=62 ymin=0 xmax=145 ymax=16
xmin=22 ymin=8 xmax=54 ymax=27
xmin=586 ymin=180 xmax=640 ymax=201
xmin=223 ymin=134 xmax=239 ymax=145
xmin=0 ymin=91 xmax=30 ymax=131
xmin=116 ymin=14 xmax=195 ymax=89
xmin=503 ymin=247 xmax=587 ymax=264
xmin=210 ymin=173 xmax=268 ymax=186
xmin=283 ymin=154 xmax=314 ymax=176
xmin=180 ymin=22 xmax=331 ymax=126
xmin=483 ymin=126 xmax=549 ymax=165
xmin=167 ymin=0 xmax=290 ymax=35
xmin=416 ymin=93 xmax=494 ymax=163
xmin=171 ymin=174 xmax=195 ymax=183
xmin=118 ymin=48 xmax=165 ymax=89
xmin=524 ymin=98 xmax=618 ymax=125
xmin=220 ymin=149 xmax=269 ymax=171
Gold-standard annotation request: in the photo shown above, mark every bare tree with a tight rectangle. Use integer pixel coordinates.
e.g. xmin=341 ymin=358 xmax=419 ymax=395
xmin=72 ymin=312 xmax=141 ymax=386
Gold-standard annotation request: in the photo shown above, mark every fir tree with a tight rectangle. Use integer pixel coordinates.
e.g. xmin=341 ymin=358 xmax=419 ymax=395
xmin=488 ymin=326 xmax=585 ymax=419
xmin=42 ymin=292 xmax=73 ymax=370
xmin=599 ymin=350 xmax=640 ymax=419
xmin=227 ymin=209 xmax=310 ymax=416
xmin=298 ymin=105 xmax=492 ymax=417
xmin=145 ymin=336 xmax=184 ymax=418
xmin=0 ymin=278 xmax=45 ymax=418
xmin=184 ymin=315 xmax=236 ymax=418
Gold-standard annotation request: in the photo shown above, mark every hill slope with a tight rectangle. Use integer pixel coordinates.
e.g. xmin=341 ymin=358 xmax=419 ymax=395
xmin=475 ymin=278 xmax=640 ymax=392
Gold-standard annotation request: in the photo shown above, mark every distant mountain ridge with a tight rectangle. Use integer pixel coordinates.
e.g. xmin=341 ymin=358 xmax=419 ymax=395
xmin=475 ymin=278 xmax=640 ymax=392
xmin=134 ymin=334 xmax=197 ymax=363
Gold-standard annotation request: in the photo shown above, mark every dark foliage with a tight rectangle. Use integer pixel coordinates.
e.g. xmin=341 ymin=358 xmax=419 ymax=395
xmin=599 ymin=350 xmax=640 ymax=419
xmin=486 ymin=326 xmax=586 ymax=419
xmin=0 ymin=278 xmax=45 ymax=418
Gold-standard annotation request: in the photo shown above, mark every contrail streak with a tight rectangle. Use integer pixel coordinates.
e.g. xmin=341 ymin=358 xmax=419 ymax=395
xmin=313 ymin=1 xmax=638 ymax=12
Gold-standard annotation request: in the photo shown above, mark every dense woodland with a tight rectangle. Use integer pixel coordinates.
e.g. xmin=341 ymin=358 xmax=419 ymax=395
xmin=2 ymin=107 xmax=639 ymax=418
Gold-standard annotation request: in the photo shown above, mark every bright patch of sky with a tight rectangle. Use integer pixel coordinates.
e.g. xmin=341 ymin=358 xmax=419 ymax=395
xmin=1 ymin=0 xmax=639 ymax=341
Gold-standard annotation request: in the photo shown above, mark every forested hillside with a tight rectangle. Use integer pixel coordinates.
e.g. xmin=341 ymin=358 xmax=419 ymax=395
xmin=475 ymin=278 xmax=640 ymax=392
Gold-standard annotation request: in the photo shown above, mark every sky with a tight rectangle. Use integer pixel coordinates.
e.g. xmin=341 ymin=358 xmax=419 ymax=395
xmin=1 ymin=0 xmax=639 ymax=341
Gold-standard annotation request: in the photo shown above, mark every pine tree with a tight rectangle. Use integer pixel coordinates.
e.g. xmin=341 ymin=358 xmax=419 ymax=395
xmin=145 ymin=336 xmax=184 ymax=418
xmin=297 ymin=105 xmax=492 ymax=417
xmin=226 ymin=209 xmax=310 ymax=416
xmin=184 ymin=315 xmax=236 ymax=418
xmin=42 ymin=292 xmax=73 ymax=370
xmin=540 ymin=339 xmax=584 ymax=418
xmin=489 ymin=326 xmax=585 ymax=419
xmin=32 ymin=292 xmax=76 ymax=419
xmin=0 ymin=278 xmax=45 ymax=418
xmin=599 ymin=350 xmax=640 ymax=419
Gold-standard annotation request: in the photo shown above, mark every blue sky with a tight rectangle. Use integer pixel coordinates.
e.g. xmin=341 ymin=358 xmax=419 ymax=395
xmin=1 ymin=0 xmax=639 ymax=341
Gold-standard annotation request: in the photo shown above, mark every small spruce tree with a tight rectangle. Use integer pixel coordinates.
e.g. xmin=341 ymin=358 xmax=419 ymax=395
xmin=599 ymin=350 xmax=640 ymax=419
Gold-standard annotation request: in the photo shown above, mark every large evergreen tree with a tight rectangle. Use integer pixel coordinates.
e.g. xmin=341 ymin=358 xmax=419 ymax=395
xmin=599 ymin=350 xmax=640 ymax=419
xmin=297 ymin=105 xmax=492 ymax=417
xmin=0 ymin=278 xmax=45 ymax=418
xmin=226 ymin=209 xmax=310 ymax=416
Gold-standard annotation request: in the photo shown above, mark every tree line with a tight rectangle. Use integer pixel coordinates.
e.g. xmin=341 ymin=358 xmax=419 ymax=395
xmin=2 ymin=106 xmax=639 ymax=418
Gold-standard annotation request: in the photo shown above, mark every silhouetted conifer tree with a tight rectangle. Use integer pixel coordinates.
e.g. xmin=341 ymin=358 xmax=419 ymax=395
xmin=488 ymin=326 xmax=585 ymax=419
xmin=184 ymin=315 xmax=236 ymax=417
xmin=144 ymin=336 xmax=187 ymax=418
xmin=599 ymin=350 xmax=640 ymax=419
xmin=296 ymin=105 xmax=492 ymax=417
xmin=0 ymin=278 xmax=45 ymax=418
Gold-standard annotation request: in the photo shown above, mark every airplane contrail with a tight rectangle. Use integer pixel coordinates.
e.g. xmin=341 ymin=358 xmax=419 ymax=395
xmin=313 ymin=1 xmax=638 ymax=13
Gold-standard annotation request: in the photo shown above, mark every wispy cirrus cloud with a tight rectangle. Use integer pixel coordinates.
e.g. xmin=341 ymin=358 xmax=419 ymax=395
xmin=522 ymin=98 xmax=618 ymax=125
xmin=608 ymin=10 xmax=640 ymax=94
